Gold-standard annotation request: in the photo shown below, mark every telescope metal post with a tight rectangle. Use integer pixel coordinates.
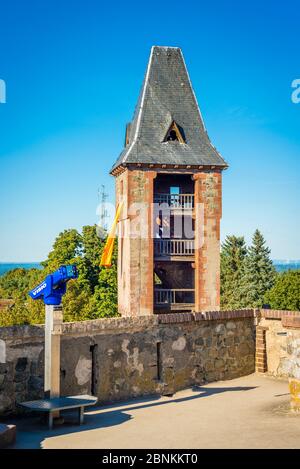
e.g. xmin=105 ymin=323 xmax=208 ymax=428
xmin=44 ymin=304 xmax=63 ymax=400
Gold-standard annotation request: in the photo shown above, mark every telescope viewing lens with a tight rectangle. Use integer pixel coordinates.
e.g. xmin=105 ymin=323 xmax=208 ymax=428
xmin=65 ymin=265 xmax=77 ymax=278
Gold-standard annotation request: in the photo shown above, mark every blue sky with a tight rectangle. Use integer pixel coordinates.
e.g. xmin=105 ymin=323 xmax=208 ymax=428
xmin=0 ymin=0 xmax=299 ymax=261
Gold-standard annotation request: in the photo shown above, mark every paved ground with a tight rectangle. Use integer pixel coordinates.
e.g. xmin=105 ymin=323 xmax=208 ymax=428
xmin=8 ymin=374 xmax=300 ymax=449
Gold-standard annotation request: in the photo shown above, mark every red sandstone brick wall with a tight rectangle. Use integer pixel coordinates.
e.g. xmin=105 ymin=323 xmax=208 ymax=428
xmin=193 ymin=171 xmax=222 ymax=312
xmin=255 ymin=327 xmax=268 ymax=373
xmin=116 ymin=169 xmax=156 ymax=317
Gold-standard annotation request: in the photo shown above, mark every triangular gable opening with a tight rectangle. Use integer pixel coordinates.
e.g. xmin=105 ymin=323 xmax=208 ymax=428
xmin=163 ymin=121 xmax=186 ymax=143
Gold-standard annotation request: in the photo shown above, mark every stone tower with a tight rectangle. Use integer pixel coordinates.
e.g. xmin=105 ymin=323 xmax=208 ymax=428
xmin=110 ymin=46 xmax=228 ymax=317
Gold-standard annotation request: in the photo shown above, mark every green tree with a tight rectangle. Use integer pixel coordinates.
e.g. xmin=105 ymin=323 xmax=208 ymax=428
xmin=0 ymin=267 xmax=45 ymax=326
xmin=87 ymin=243 xmax=118 ymax=318
xmin=0 ymin=225 xmax=119 ymax=326
xmin=77 ymin=225 xmax=105 ymax=291
xmin=45 ymin=225 xmax=118 ymax=321
xmin=264 ymin=270 xmax=300 ymax=311
xmin=0 ymin=299 xmax=45 ymax=326
xmin=220 ymin=235 xmax=247 ymax=309
xmin=240 ymin=229 xmax=276 ymax=308
xmin=0 ymin=268 xmax=37 ymax=300
xmin=61 ymin=225 xmax=118 ymax=321
xmin=41 ymin=229 xmax=82 ymax=273
xmin=61 ymin=280 xmax=92 ymax=322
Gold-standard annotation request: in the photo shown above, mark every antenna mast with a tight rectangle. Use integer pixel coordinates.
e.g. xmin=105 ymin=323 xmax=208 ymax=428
xmin=98 ymin=184 xmax=108 ymax=231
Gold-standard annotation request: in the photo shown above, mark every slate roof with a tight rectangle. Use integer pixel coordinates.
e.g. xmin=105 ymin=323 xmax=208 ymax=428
xmin=111 ymin=46 xmax=228 ymax=173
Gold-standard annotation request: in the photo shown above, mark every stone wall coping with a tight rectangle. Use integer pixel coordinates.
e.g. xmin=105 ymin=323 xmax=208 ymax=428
xmin=158 ymin=309 xmax=255 ymax=324
xmin=2 ymin=310 xmax=300 ymax=339
xmin=0 ymin=310 xmax=259 ymax=338
xmin=3 ymin=308 xmax=300 ymax=338
xmin=197 ymin=309 xmax=255 ymax=321
xmin=260 ymin=309 xmax=300 ymax=320
xmin=157 ymin=312 xmax=194 ymax=324
xmin=62 ymin=315 xmax=159 ymax=336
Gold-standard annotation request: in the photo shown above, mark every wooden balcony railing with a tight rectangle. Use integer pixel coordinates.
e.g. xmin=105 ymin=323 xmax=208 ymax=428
xmin=154 ymin=239 xmax=195 ymax=257
xmin=154 ymin=289 xmax=195 ymax=305
xmin=154 ymin=193 xmax=194 ymax=210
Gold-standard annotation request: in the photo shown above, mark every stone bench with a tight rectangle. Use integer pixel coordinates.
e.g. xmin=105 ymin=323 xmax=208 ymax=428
xmin=0 ymin=424 xmax=16 ymax=448
xmin=19 ymin=395 xmax=98 ymax=429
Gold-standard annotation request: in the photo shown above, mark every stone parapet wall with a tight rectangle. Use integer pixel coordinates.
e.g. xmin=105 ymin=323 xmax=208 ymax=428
xmin=0 ymin=310 xmax=256 ymax=416
xmin=282 ymin=316 xmax=300 ymax=329
xmin=61 ymin=315 xmax=255 ymax=405
xmin=0 ymin=324 xmax=45 ymax=416
xmin=256 ymin=309 xmax=300 ymax=380
xmin=2 ymin=308 xmax=299 ymax=417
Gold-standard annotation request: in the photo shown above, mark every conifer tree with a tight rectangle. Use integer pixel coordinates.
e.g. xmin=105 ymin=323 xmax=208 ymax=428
xmin=264 ymin=270 xmax=300 ymax=311
xmin=220 ymin=235 xmax=247 ymax=309
xmin=240 ymin=229 xmax=276 ymax=308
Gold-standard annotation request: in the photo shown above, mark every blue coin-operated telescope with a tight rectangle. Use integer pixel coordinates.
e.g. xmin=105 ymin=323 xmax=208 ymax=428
xmin=29 ymin=265 xmax=78 ymax=305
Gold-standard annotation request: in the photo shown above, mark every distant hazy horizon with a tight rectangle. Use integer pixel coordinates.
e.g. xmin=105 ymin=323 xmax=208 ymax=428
xmin=1 ymin=259 xmax=300 ymax=265
xmin=0 ymin=260 xmax=299 ymax=277
xmin=0 ymin=263 xmax=43 ymax=277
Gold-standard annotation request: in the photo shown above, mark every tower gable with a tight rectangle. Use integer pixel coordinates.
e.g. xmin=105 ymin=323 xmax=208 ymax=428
xmin=111 ymin=46 xmax=228 ymax=174
xmin=163 ymin=121 xmax=186 ymax=143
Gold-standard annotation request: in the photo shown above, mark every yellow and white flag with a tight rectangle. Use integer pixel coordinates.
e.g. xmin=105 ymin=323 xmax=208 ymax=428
xmin=100 ymin=202 xmax=123 ymax=268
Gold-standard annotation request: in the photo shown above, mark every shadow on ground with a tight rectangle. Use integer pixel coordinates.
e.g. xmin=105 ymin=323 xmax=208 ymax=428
xmin=9 ymin=385 xmax=257 ymax=449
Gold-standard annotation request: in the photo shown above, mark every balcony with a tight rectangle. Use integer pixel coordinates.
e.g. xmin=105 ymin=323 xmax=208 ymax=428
xmin=154 ymin=288 xmax=194 ymax=311
xmin=154 ymin=193 xmax=194 ymax=211
xmin=154 ymin=239 xmax=195 ymax=261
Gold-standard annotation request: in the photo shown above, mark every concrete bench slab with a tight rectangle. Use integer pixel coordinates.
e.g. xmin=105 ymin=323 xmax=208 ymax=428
xmin=19 ymin=395 xmax=97 ymax=429
xmin=0 ymin=424 xmax=16 ymax=448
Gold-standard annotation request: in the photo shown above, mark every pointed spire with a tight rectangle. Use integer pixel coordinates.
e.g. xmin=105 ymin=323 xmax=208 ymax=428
xmin=111 ymin=46 xmax=228 ymax=173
